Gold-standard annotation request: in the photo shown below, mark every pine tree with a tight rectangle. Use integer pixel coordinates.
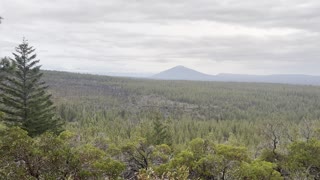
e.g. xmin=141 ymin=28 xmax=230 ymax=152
xmin=151 ymin=114 xmax=172 ymax=145
xmin=0 ymin=39 xmax=63 ymax=137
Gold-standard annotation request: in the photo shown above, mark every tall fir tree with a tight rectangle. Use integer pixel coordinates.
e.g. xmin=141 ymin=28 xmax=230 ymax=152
xmin=0 ymin=39 xmax=63 ymax=137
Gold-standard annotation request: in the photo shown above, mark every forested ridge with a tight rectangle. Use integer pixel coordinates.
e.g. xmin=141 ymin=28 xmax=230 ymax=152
xmin=2 ymin=44 xmax=320 ymax=179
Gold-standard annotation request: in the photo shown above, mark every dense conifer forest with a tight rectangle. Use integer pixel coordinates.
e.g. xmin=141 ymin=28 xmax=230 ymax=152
xmin=3 ymin=58 xmax=320 ymax=179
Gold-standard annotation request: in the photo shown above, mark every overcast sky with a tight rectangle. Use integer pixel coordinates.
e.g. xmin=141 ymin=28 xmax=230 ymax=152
xmin=0 ymin=0 xmax=320 ymax=76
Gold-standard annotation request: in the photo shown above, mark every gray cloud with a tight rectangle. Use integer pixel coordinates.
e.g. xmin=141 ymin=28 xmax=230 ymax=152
xmin=0 ymin=0 xmax=320 ymax=75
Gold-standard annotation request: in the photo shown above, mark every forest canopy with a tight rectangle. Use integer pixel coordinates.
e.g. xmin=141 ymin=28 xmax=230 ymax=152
xmin=2 ymin=45 xmax=320 ymax=178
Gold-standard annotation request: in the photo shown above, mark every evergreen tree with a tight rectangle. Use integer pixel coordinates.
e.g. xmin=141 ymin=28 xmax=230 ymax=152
xmin=0 ymin=39 xmax=63 ymax=137
xmin=151 ymin=114 xmax=172 ymax=145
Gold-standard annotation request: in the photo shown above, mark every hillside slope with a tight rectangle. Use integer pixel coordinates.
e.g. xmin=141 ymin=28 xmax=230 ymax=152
xmin=152 ymin=66 xmax=213 ymax=81
xmin=43 ymin=70 xmax=320 ymax=122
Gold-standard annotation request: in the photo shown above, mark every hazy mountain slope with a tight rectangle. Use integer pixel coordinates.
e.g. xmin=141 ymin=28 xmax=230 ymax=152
xmin=151 ymin=66 xmax=320 ymax=85
xmin=152 ymin=66 xmax=213 ymax=81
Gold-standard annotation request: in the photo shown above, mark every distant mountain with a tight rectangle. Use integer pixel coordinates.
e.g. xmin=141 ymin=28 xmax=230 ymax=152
xmin=152 ymin=66 xmax=213 ymax=81
xmin=151 ymin=66 xmax=320 ymax=85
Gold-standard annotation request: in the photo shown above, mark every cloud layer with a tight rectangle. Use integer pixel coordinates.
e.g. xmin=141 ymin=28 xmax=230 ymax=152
xmin=0 ymin=0 xmax=320 ymax=75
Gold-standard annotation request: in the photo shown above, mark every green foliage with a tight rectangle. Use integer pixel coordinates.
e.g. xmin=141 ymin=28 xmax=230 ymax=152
xmin=207 ymin=144 xmax=249 ymax=179
xmin=77 ymin=144 xmax=125 ymax=179
xmin=0 ymin=127 xmax=34 ymax=179
xmin=151 ymin=114 xmax=172 ymax=146
xmin=169 ymin=138 xmax=250 ymax=179
xmin=215 ymin=144 xmax=249 ymax=162
xmin=286 ymin=139 xmax=320 ymax=179
xmin=0 ymin=40 xmax=63 ymax=137
xmin=170 ymin=150 xmax=195 ymax=170
xmin=151 ymin=144 xmax=172 ymax=166
xmin=259 ymin=149 xmax=285 ymax=165
xmin=237 ymin=160 xmax=283 ymax=180
xmin=188 ymin=138 xmax=210 ymax=158
xmin=0 ymin=127 xmax=124 ymax=179
xmin=137 ymin=166 xmax=189 ymax=180
xmin=93 ymin=158 xmax=125 ymax=179
xmin=0 ymin=128 xmax=79 ymax=179
xmin=2 ymin=126 xmax=320 ymax=179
